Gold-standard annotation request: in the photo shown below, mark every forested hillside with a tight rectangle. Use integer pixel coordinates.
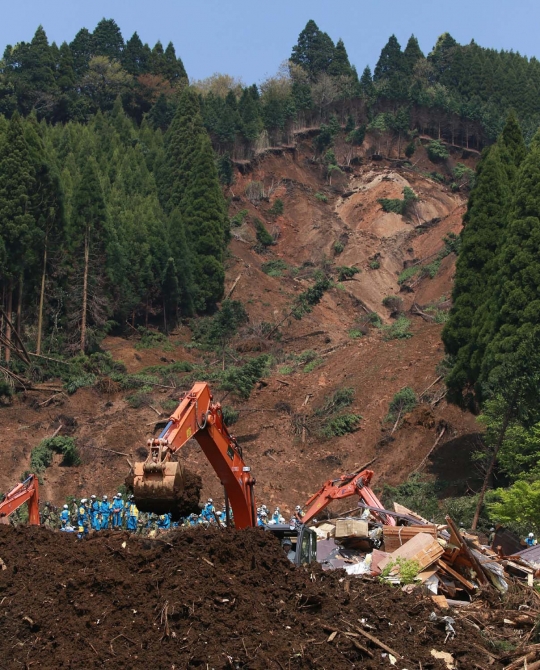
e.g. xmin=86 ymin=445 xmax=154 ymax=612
xmin=3 ymin=17 xmax=540 ymax=533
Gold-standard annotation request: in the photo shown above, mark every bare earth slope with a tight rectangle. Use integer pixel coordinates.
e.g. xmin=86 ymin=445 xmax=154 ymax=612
xmin=0 ymin=143 xmax=480 ymax=516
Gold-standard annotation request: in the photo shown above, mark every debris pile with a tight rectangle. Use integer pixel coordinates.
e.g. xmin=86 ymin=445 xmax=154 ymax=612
xmin=312 ymin=502 xmax=540 ymax=606
xmin=2 ymin=524 xmax=538 ymax=669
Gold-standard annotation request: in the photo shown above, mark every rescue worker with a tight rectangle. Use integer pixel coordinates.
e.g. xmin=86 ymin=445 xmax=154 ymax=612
xmin=90 ymin=495 xmax=100 ymax=531
xmin=202 ymin=498 xmax=215 ymax=521
xmin=295 ymin=505 xmax=304 ymax=519
xmin=281 ymin=537 xmax=296 ymax=563
xmin=112 ymin=494 xmax=123 ymax=528
xmin=60 ymin=504 xmax=70 ymax=529
xmin=127 ymin=496 xmax=139 ymax=531
xmin=488 ymin=527 xmax=496 ymax=545
xmin=157 ymin=513 xmax=171 ymax=531
xmin=272 ymin=507 xmax=282 ymax=524
xmin=525 ymin=532 xmax=536 ymax=547
xmin=77 ymin=499 xmax=89 ymax=539
xmin=100 ymin=495 xmax=111 ymax=530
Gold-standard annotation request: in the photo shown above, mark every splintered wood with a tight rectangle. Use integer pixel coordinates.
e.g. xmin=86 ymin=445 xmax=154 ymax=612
xmin=383 ymin=525 xmax=438 ymax=552
xmin=378 ymin=532 xmax=444 ymax=573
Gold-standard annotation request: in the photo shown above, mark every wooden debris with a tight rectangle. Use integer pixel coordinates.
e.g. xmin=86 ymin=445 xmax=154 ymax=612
xmin=383 ymin=524 xmax=438 ymax=552
xmin=379 ymin=532 xmax=444 ymax=574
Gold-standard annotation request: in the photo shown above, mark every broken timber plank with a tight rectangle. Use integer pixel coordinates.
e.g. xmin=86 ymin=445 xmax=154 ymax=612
xmin=379 ymin=532 xmax=444 ymax=573
xmin=437 ymin=559 xmax=475 ymax=592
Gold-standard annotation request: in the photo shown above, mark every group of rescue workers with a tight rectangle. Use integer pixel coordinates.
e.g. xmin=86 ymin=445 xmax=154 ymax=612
xmin=39 ymin=495 xmax=304 ymax=539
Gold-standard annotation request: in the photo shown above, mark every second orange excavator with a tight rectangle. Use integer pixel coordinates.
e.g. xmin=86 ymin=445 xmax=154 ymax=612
xmin=0 ymin=474 xmax=40 ymax=526
xmin=298 ymin=468 xmax=396 ymax=526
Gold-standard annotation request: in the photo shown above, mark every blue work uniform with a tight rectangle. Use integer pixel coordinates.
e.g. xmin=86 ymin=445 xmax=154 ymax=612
xmin=91 ymin=499 xmax=100 ymax=530
xmin=100 ymin=500 xmax=111 ymax=530
xmin=127 ymin=502 xmax=139 ymax=531
xmin=158 ymin=513 xmax=171 ymax=530
xmin=77 ymin=504 xmax=89 ymax=538
xmin=112 ymin=497 xmax=123 ymax=528
xmin=60 ymin=509 xmax=70 ymax=528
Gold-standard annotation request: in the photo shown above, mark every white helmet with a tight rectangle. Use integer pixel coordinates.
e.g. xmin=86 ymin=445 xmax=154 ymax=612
xmin=63 ymin=504 xmax=68 ymax=509
xmin=103 ymin=495 xmax=108 ymax=500
xmin=208 ymin=498 xmax=213 ymax=503
xmin=117 ymin=493 xmax=122 ymax=497
xmin=91 ymin=495 xmax=96 ymax=499
xmin=529 ymin=533 xmax=534 ymax=538
xmin=81 ymin=498 xmax=87 ymax=504
xmin=295 ymin=506 xmax=302 ymax=512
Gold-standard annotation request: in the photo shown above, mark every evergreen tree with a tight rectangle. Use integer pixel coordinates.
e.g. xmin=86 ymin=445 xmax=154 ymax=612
xmin=443 ymin=144 xmax=511 ymax=399
xmin=480 ymin=137 xmax=540 ymax=387
xmin=93 ymin=18 xmax=124 ymax=60
xmin=359 ymin=66 xmax=375 ymax=99
xmin=374 ymin=35 xmax=404 ymax=81
xmin=290 ymin=20 xmax=335 ymax=80
xmin=69 ymin=28 xmax=95 ymax=77
xmin=0 ymin=114 xmax=37 ymax=358
xmin=161 ymin=42 xmax=188 ymax=84
xmin=238 ymin=87 xmax=263 ymax=141
xmin=167 ymin=208 xmax=194 ymax=316
xmin=403 ymin=35 xmax=424 ymax=74
xmin=24 ymin=26 xmax=57 ymax=93
xmin=57 ymin=42 xmax=76 ymax=92
xmin=122 ymin=32 xmax=149 ymax=75
xmin=500 ymin=110 xmax=527 ymax=180
xmin=69 ymin=157 xmax=109 ymax=352
xmin=328 ymin=38 xmax=353 ymax=77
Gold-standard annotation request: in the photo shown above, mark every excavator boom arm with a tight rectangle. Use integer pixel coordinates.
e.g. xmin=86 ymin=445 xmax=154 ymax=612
xmin=301 ymin=469 xmax=395 ymax=526
xmin=130 ymin=382 xmax=257 ymax=528
xmin=0 ymin=474 xmax=40 ymax=525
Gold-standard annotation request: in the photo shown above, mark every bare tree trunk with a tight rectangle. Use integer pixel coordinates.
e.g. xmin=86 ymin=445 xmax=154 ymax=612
xmin=163 ymin=298 xmax=167 ymax=335
xmin=16 ymin=273 xmax=23 ymax=336
xmin=36 ymin=238 xmax=48 ymax=355
xmin=471 ymin=403 xmax=514 ymax=530
xmin=5 ymin=279 xmax=12 ymax=364
xmin=80 ymin=229 xmax=89 ymax=354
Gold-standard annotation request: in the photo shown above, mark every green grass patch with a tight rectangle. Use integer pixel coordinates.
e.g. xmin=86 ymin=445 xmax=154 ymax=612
xmin=398 ymin=266 xmax=420 ymax=285
xmin=383 ymin=316 xmax=413 ymax=341
xmin=261 ymin=259 xmax=288 ymax=277
xmin=31 ymin=436 xmax=80 ymax=473
xmin=349 ymin=329 xmax=364 ymax=339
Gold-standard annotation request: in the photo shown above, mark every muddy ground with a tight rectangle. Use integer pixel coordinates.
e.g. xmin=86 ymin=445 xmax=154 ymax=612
xmin=0 ymin=525 xmax=532 ymax=669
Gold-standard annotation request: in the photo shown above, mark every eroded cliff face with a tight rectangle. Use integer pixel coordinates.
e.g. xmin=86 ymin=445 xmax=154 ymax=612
xmin=1 ymin=140 xmax=480 ymax=516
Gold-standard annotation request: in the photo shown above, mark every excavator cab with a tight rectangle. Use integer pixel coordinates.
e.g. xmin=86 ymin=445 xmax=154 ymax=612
xmin=264 ymin=524 xmax=317 ymax=566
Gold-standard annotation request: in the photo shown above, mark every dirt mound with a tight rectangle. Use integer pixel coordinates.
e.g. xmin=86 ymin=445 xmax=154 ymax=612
xmin=0 ymin=525 xmax=516 ymax=669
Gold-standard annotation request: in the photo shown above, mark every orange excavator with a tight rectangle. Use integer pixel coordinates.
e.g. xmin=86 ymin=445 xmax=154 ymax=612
xmin=0 ymin=474 xmax=40 ymax=525
xmin=128 ymin=381 xmax=257 ymax=529
xmin=299 ymin=468 xmax=397 ymax=526
xmin=127 ymin=381 xmax=318 ymax=565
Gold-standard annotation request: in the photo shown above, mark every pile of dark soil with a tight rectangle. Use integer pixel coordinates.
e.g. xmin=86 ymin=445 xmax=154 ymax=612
xmin=0 ymin=525 xmax=526 ymax=669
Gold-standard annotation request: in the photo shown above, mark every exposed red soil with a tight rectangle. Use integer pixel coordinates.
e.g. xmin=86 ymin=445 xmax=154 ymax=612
xmin=0 ymin=141 xmax=479 ymax=520
xmin=0 ymin=524 xmax=521 ymax=669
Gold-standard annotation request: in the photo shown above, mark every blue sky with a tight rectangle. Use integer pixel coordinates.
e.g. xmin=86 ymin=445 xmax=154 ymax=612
xmin=2 ymin=0 xmax=539 ymax=84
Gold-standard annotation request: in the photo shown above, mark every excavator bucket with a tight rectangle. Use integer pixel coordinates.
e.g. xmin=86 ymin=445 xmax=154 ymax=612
xmin=127 ymin=454 xmax=202 ymax=521
xmin=127 ymin=460 xmax=186 ymax=518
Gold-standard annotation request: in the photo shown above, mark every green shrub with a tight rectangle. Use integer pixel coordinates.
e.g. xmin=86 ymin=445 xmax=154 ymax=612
xmin=452 ymin=162 xmax=476 ymax=190
xmin=336 ymin=266 xmax=360 ymax=281
xmin=422 ymin=259 xmax=441 ymax=279
xmin=405 ymin=141 xmax=416 ymax=158
xmin=161 ymin=398 xmax=180 ymax=413
xmin=64 ymin=373 xmax=97 ymax=395
xmin=369 ymin=260 xmax=380 ymax=270
xmin=321 ymin=413 xmax=362 ymax=438
xmin=254 ymin=218 xmax=275 ymax=249
xmin=135 ymin=327 xmax=171 ymax=350
xmin=385 ymin=387 xmax=417 ymax=424
xmin=222 ymin=406 xmax=240 ymax=426
xmin=346 ymin=124 xmax=366 ymax=146
xmin=230 ymin=209 xmax=248 ymax=227
xmin=426 ymin=139 xmax=450 ymax=162
xmin=269 ymin=198 xmax=284 ymax=217
xmin=349 ymin=329 xmax=364 ymax=339
xmin=333 ymin=240 xmax=344 ymax=255
xmin=317 ymin=387 xmax=355 ymax=415
xmin=382 ymin=295 xmax=403 ymax=312
xmin=261 ymin=259 xmax=288 ymax=277
xmin=383 ymin=316 xmax=412 ymax=341
xmin=315 ymin=192 xmax=328 ymax=203
xmin=303 ymin=358 xmax=323 ymax=373
xmin=398 ymin=266 xmax=420 ymax=285
xmin=378 ymin=198 xmax=404 ymax=214
xmin=31 ymin=436 xmax=80 ymax=473
xmin=127 ymin=390 xmax=152 ymax=409
xmin=367 ymin=312 xmax=382 ymax=328
xmin=220 ymin=355 xmax=271 ymax=399
xmin=381 ymin=557 xmax=420 ymax=584
xmin=278 ymin=365 xmax=294 ymax=375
